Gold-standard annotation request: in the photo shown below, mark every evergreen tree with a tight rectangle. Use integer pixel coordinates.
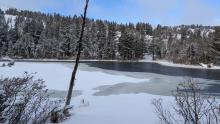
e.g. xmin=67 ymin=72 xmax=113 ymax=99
xmin=119 ymin=27 xmax=135 ymax=60
xmin=7 ymin=28 xmax=18 ymax=57
xmin=209 ymin=27 xmax=220 ymax=64
xmin=104 ymin=22 xmax=117 ymax=59
xmin=96 ymin=20 xmax=107 ymax=59
xmin=0 ymin=9 xmax=8 ymax=57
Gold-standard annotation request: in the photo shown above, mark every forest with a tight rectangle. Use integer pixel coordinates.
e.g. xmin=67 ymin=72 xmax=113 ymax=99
xmin=0 ymin=8 xmax=220 ymax=65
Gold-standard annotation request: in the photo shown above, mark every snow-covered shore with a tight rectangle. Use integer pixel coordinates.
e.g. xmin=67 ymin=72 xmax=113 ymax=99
xmin=1 ymin=57 xmax=220 ymax=70
xmin=140 ymin=55 xmax=220 ymax=70
xmin=0 ymin=58 xmax=136 ymax=62
xmin=140 ymin=59 xmax=220 ymax=70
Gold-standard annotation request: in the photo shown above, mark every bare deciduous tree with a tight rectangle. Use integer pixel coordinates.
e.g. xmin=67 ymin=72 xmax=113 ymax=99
xmin=152 ymin=78 xmax=220 ymax=124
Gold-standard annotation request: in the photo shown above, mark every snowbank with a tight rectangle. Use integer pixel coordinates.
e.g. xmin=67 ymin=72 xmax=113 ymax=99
xmin=155 ymin=60 xmax=220 ymax=69
xmin=141 ymin=54 xmax=220 ymax=70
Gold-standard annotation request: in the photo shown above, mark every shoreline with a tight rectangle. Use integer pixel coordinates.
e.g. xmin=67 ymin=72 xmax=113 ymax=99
xmin=1 ymin=58 xmax=220 ymax=70
xmin=140 ymin=59 xmax=220 ymax=70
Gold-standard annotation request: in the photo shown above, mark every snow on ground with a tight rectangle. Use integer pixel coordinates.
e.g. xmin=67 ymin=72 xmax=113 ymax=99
xmin=0 ymin=62 xmax=71 ymax=90
xmin=176 ymin=33 xmax=181 ymax=40
xmin=141 ymin=54 xmax=220 ymax=70
xmin=156 ymin=60 xmax=220 ymax=69
xmin=188 ymin=28 xmax=195 ymax=34
xmin=5 ymin=14 xmax=16 ymax=29
xmin=0 ymin=62 xmax=146 ymax=91
xmin=64 ymin=93 xmax=172 ymax=124
xmin=0 ymin=62 xmax=167 ymax=124
xmin=145 ymin=35 xmax=153 ymax=41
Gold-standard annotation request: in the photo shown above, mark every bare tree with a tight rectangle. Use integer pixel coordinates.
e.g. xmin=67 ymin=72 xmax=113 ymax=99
xmin=152 ymin=78 xmax=220 ymax=124
xmin=65 ymin=0 xmax=89 ymax=106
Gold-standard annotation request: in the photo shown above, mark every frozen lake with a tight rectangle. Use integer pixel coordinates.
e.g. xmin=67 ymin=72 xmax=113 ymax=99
xmin=83 ymin=61 xmax=220 ymax=96
xmin=1 ymin=61 xmax=220 ymax=96
xmin=1 ymin=61 xmax=220 ymax=124
xmin=86 ymin=61 xmax=220 ymax=80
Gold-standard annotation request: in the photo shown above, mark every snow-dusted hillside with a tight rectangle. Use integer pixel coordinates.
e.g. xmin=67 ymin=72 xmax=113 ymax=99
xmin=5 ymin=14 xmax=16 ymax=28
xmin=0 ymin=6 xmax=17 ymax=28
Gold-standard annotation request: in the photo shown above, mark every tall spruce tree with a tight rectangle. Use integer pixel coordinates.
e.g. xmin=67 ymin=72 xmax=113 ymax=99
xmin=119 ymin=27 xmax=134 ymax=60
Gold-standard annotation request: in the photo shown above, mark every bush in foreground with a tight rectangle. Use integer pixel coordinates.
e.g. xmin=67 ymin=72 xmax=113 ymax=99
xmin=0 ymin=72 xmax=64 ymax=124
xmin=152 ymin=78 xmax=220 ymax=124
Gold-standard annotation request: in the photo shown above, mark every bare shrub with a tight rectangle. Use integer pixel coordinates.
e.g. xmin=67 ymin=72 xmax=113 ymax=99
xmin=0 ymin=72 xmax=62 ymax=124
xmin=152 ymin=78 xmax=220 ymax=124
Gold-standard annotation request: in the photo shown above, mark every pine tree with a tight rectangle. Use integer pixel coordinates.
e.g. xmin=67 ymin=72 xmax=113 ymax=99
xmin=119 ymin=27 xmax=134 ymax=60
xmin=104 ymin=22 xmax=117 ymax=59
xmin=0 ymin=9 xmax=8 ymax=57
xmin=134 ymin=32 xmax=147 ymax=59
xmin=7 ymin=28 xmax=18 ymax=57
xmin=136 ymin=23 xmax=153 ymax=36
xmin=87 ymin=22 xmax=98 ymax=58
xmin=96 ymin=20 xmax=107 ymax=59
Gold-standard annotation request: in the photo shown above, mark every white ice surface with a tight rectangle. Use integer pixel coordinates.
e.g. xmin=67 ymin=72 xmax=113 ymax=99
xmin=0 ymin=62 xmax=164 ymax=124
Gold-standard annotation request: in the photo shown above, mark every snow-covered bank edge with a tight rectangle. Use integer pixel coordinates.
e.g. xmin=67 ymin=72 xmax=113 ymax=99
xmin=140 ymin=59 xmax=220 ymax=70
xmin=0 ymin=58 xmax=138 ymax=62
xmin=1 ymin=58 xmax=220 ymax=70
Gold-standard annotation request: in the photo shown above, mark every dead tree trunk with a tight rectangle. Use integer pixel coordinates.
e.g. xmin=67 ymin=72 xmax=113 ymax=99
xmin=65 ymin=0 xmax=89 ymax=106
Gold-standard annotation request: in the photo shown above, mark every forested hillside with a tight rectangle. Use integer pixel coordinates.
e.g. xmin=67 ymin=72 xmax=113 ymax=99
xmin=0 ymin=8 xmax=220 ymax=64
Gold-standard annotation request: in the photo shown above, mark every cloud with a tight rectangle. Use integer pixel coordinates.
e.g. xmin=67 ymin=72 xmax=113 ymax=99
xmin=129 ymin=0 xmax=180 ymax=25
xmin=0 ymin=0 xmax=52 ymax=11
xmin=181 ymin=0 xmax=220 ymax=25
xmin=0 ymin=0 xmax=220 ymax=26
xmin=133 ymin=0 xmax=220 ymax=25
xmin=0 ymin=0 xmax=85 ymax=16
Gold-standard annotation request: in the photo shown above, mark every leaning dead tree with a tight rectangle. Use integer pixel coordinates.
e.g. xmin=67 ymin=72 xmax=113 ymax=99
xmin=65 ymin=0 xmax=89 ymax=106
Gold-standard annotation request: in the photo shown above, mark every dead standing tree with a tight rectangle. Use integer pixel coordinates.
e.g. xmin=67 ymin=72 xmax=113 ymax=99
xmin=65 ymin=0 xmax=89 ymax=106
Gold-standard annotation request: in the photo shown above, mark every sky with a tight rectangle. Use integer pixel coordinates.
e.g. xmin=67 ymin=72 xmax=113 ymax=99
xmin=0 ymin=0 xmax=220 ymax=26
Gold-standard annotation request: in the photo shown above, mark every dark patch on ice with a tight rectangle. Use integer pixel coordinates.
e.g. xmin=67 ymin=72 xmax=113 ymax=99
xmin=93 ymin=82 xmax=177 ymax=96
xmin=93 ymin=79 xmax=220 ymax=96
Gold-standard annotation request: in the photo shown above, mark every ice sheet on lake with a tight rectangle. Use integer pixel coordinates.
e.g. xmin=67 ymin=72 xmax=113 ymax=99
xmin=1 ymin=62 xmax=219 ymax=124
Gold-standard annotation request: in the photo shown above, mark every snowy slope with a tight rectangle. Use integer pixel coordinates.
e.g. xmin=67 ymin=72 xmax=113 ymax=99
xmin=5 ymin=14 xmax=16 ymax=28
xmin=0 ymin=6 xmax=16 ymax=28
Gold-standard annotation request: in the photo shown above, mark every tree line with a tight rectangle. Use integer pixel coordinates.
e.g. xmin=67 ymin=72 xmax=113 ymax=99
xmin=0 ymin=8 xmax=220 ymax=64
